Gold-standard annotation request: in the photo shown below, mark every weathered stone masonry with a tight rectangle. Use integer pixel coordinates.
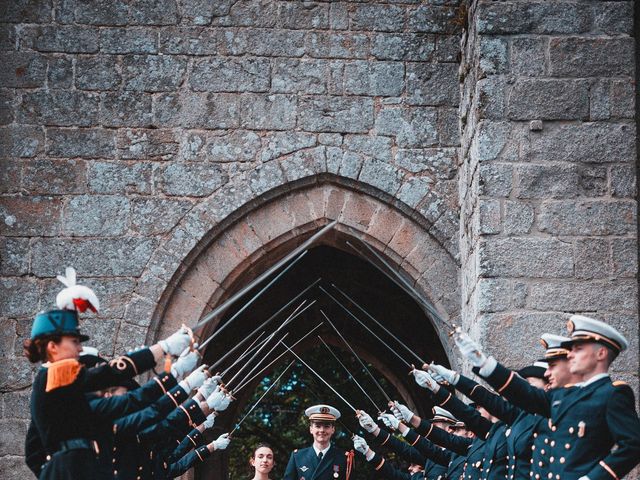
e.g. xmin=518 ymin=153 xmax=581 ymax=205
xmin=0 ymin=0 xmax=637 ymax=477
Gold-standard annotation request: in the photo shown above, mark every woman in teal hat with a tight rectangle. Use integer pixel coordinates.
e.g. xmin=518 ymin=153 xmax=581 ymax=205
xmin=24 ymin=267 xmax=195 ymax=479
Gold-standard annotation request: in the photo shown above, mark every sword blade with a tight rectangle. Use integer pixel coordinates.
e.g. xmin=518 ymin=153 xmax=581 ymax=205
xmin=319 ymin=310 xmax=392 ymax=404
xmin=231 ymin=360 xmax=296 ymax=434
xmin=330 ymin=284 xmax=429 ymax=365
xmin=319 ymin=286 xmax=413 ymax=368
xmin=201 ymin=277 xmax=321 ymax=354
xmin=317 ymin=335 xmax=383 ymax=412
xmin=229 ymin=299 xmax=317 ymax=390
xmin=282 ymin=341 xmax=357 ymax=413
xmin=193 ymin=220 xmax=337 ymax=332
xmin=346 ymin=240 xmax=453 ymax=330
xmin=196 ymin=249 xmax=307 ymax=342
xmin=226 ymin=332 xmax=289 ymax=390
xmin=219 ymin=331 xmax=267 ymax=377
xmin=234 ymin=322 xmax=324 ymax=394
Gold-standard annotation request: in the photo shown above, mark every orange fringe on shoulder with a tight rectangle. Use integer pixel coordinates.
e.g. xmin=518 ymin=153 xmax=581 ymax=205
xmin=45 ymin=358 xmax=82 ymax=392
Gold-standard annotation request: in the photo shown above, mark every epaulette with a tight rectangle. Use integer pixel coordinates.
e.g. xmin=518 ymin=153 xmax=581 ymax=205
xmin=612 ymin=380 xmax=628 ymax=387
xmin=45 ymin=358 xmax=82 ymax=392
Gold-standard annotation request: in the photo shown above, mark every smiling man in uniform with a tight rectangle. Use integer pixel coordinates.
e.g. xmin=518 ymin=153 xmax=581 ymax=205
xmin=284 ymin=404 xmax=351 ymax=480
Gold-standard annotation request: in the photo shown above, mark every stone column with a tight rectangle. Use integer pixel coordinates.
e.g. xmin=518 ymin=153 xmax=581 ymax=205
xmin=459 ymin=0 xmax=638 ymax=387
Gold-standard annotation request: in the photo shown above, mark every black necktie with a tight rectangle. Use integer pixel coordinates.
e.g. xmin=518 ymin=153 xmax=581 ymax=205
xmin=318 ymin=452 xmax=323 ymax=461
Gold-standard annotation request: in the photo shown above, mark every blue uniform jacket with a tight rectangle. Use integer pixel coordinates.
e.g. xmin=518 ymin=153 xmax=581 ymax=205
xmin=456 ymin=374 xmax=543 ymax=479
xmin=284 ymin=444 xmax=350 ymax=480
xmin=480 ymin=363 xmax=640 ymax=480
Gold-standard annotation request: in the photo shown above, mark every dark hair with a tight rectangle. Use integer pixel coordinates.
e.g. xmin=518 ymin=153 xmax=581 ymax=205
xmin=23 ymin=334 xmax=63 ymax=363
xmin=249 ymin=442 xmax=274 ymax=467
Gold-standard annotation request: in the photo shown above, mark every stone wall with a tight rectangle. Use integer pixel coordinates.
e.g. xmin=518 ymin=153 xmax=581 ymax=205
xmin=0 ymin=0 xmax=638 ymax=477
xmin=0 ymin=1 xmax=464 ymax=476
xmin=458 ymin=0 xmax=638 ymax=387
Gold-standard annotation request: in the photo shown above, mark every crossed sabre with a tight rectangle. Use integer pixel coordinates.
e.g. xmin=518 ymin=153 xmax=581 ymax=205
xmin=193 ymin=220 xmax=337 ymax=345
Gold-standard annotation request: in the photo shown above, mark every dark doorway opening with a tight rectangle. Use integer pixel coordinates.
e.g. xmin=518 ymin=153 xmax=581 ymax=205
xmin=197 ymin=243 xmax=450 ymax=479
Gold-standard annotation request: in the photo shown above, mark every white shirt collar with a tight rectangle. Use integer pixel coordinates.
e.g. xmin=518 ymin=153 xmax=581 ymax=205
xmin=578 ymin=372 xmax=609 ymax=387
xmin=313 ymin=444 xmax=331 ymax=457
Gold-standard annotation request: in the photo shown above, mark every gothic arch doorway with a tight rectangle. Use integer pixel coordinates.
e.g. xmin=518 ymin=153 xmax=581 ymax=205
xmin=145 ymin=182 xmax=460 ymax=479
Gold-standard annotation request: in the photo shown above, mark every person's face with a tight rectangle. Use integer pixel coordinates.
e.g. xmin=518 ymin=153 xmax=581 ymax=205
xmin=309 ymin=421 xmax=335 ymax=445
xmin=544 ymin=358 xmax=572 ymax=388
xmin=407 ymin=463 xmax=423 ymax=474
xmin=526 ymin=377 xmax=547 ymax=390
xmin=477 ymin=406 xmax=497 ymax=423
xmin=103 ymin=386 xmax=128 ymax=397
xmin=251 ymin=447 xmax=274 ymax=474
xmin=451 ymin=427 xmax=474 ymax=439
xmin=568 ymin=342 xmax=603 ymax=375
xmin=432 ymin=420 xmax=453 ymax=433
xmin=48 ymin=335 xmax=82 ymax=362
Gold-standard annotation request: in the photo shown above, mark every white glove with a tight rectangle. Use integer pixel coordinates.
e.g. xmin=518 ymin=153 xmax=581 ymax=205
xmin=428 ymin=363 xmax=460 ymax=385
xmin=378 ymin=413 xmax=400 ymax=430
xmin=159 ymin=327 xmax=192 ymax=356
xmin=206 ymin=386 xmax=232 ymax=412
xmin=352 ymin=435 xmax=369 ymax=455
xmin=179 ymin=365 xmax=208 ymax=391
xmin=197 ymin=376 xmax=222 ymax=399
xmin=391 ymin=401 xmax=414 ymax=423
xmin=171 ymin=347 xmax=200 ymax=379
xmin=357 ymin=411 xmax=377 ymax=433
xmin=203 ymin=412 xmax=216 ymax=429
xmin=412 ymin=369 xmax=440 ymax=392
xmin=212 ymin=433 xmax=231 ymax=450
xmin=454 ymin=331 xmax=488 ymax=368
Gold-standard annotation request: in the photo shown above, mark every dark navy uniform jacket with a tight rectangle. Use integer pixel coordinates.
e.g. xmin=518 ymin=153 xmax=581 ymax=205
xmin=411 ymin=418 xmax=472 ymax=479
xmin=431 ymin=388 xmax=507 ymax=480
xmin=456 ymin=374 xmax=543 ymax=480
xmin=481 ymin=363 xmax=640 ymax=480
xmin=284 ymin=444 xmax=349 ymax=480
xmin=368 ymin=452 xmax=425 ymax=480
xmin=29 ymin=348 xmax=156 ymax=480
xmin=375 ymin=426 xmax=451 ymax=474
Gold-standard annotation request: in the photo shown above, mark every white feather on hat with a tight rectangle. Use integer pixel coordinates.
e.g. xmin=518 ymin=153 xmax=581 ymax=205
xmin=56 ymin=267 xmax=100 ymax=313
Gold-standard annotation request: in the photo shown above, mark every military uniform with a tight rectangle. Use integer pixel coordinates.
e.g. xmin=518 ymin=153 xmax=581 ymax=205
xmin=284 ymin=404 xmax=351 ymax=480
xmin=377 ymin=426 xmax=451 ymax=471
xmin=477 ymin=316 xmax=640 ymax=480
xmin=368 ymin=452 xmax=425 ymax=480
xmin=455 ymin=373 xmax=543 ymax=480
xmin=30 ymin=329 xmax=157 ymax=478
xmin=408 ymin=416 xmax=473 ymax=479
xmin=284 ymin=444 xmax=350 ymax=480
xmin=431 ymin=387 xmax=507 ymax=480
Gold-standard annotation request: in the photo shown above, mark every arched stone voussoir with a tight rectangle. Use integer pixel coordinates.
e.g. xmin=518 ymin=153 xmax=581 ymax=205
xmin=136 ymin=163 xmax=458 ymax=343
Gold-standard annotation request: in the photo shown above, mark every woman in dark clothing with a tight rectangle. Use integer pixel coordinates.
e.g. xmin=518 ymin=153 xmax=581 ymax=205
xmin=24 ymin=307 xmax=192 ymax=480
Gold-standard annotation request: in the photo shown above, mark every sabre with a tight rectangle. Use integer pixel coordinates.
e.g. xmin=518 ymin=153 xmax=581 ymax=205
xmin=219 ymin=332 xmax=268 ymax=378
xmin=224 ymin=299 xmax=308 ymax=389
xmin=196 ymin=248 xmax=308 ymax=343
xmin=346 ymin=240 xmax=454 ymax=331
xmin=201 ymin=277 xmax=322 ymax=353
xmin=330 ymin=284 xmax=430 ymax=366
xmin=204 ymin=282 xmax=321 ymax=375
xmin=229 ymin=300 xmax=317 ymax=391
xmin=282 ymin=342 xmax=357 ymax=413
xmin=234 ymin=322 xmax=324 ymax=394
xmin=319 ymin=310 xmax=392 ymax=404
xmin=193 ymin=220 xmax=337 ymax=332
xmin=319 ymin=286 xmax=413 ymax=369
xmin=317 ymin=335 xmax=383 ymax=413
xmin=226 ymin=332 xmax=289 ymax=391
xmin=231 ymin=360 xmax=295 ymax=435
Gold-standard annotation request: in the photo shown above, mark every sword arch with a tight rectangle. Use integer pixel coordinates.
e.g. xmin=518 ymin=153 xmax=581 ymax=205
xmin=139 ymin=181 xmax=460 ymax=480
